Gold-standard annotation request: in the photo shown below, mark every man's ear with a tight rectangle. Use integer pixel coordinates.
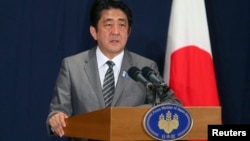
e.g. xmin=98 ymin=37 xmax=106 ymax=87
xmin=90 ymin=26 xmax=97 ymax=40
xmin=128 ymin=27 xmax=132 ymax=36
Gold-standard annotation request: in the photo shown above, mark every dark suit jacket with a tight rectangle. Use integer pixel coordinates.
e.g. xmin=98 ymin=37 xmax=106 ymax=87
xmin=47 ymin=47 xmax=181 ymax=141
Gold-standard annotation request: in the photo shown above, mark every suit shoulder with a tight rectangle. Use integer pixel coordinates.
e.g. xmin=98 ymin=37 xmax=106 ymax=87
xmin=128 ymin=51 xmax=155 ymax=63
xmin=63 ymin=50 xmax=89 ymax=62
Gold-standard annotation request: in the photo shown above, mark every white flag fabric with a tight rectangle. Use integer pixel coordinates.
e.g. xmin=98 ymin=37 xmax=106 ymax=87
xmin=163 ymin=0 xmax=220 ymax=106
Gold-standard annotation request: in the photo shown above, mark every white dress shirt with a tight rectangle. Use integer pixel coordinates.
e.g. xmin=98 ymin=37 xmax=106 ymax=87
xmin=96 ymin=47 xmax=124 ymax=88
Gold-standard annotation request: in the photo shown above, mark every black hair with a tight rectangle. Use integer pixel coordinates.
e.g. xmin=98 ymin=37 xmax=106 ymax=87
xmin=90 ymin=0 xmax=133 ymax=30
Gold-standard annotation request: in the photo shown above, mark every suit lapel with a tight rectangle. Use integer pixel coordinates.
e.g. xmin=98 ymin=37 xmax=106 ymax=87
xmin=84 ymin=47 xmax=105 ymax=106
xmin=112 ymin=50 xmax=133 ymax=105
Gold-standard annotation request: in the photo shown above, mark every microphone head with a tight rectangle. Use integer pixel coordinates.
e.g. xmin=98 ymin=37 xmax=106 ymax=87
xmin=142 ymin=66 xmax=167 ymax=88
xmin=127 ymin=66 xmax=141 ymax=81
xmin=142 ymin=66 xmax=155 ymax=80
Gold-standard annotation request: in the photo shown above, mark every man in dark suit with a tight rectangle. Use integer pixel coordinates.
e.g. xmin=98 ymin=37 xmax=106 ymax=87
xmin=46 ymin=0 xmax=182 ymax=140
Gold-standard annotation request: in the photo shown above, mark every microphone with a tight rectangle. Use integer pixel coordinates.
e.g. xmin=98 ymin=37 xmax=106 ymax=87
xmin=128 ymin=66 xmax=154 ymax=89
xmin=141 ymin=66 xmax=167 ymax=88
xmin=142 ymin=66 xmax=174 ymax=102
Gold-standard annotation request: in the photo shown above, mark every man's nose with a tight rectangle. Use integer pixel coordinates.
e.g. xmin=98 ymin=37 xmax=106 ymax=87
xmin=111 ymin=25 xmax=119 ymax=34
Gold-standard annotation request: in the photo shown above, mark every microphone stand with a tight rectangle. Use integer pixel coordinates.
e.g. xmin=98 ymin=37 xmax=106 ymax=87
xmin=151 ymin=85 xmax=172 ymax=106
xmin=151 ymin=85 xmax=162 ymax=106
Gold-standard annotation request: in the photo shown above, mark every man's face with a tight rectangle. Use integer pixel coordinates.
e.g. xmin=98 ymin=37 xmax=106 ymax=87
xmin=90 ymin=8 xmax=131 ymax=59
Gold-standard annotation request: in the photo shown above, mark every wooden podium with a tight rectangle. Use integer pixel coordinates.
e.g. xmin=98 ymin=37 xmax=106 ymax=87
xmin=62 ymin=106 xmax=221 ymax=140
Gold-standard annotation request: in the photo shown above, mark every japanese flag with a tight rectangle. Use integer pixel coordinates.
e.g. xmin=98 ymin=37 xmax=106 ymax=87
xmin=163 ymin=0 xmax=220 ymax=106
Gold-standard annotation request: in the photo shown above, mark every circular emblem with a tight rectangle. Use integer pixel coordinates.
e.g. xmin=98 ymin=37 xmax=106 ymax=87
xmin=143 ymin=103 xmax=193 ymax=141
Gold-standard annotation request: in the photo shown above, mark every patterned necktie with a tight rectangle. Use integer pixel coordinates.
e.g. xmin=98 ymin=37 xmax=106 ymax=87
xmin=102 ymin=61 xmax=115 ymax=107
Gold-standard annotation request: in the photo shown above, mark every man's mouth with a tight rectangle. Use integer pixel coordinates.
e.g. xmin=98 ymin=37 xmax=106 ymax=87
xmin=110 ymin=39 xmax=119 ymax=43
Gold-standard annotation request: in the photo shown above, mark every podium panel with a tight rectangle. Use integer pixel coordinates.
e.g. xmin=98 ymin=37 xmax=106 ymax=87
xmin=61 ymin=106 xmax=221 ymax=140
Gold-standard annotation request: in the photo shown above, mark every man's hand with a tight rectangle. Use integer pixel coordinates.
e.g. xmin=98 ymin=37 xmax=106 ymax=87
xmin=48 ymin=112 xmax=68 ymax=137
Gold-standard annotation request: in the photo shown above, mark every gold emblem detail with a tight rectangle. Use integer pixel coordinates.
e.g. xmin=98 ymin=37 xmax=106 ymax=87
xmin=158 ymin=110 xmax=179 ymax=133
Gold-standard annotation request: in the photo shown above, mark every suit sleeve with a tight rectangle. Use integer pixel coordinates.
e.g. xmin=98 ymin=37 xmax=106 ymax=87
xmin=46 ymin=58 xmax=72 ymax=134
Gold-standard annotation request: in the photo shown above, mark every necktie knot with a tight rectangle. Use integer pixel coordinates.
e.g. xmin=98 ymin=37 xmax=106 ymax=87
xmin=106 ymin=61 xmax=115 ymax=68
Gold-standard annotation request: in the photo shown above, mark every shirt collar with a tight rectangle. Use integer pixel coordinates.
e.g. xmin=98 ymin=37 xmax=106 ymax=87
xmin=96 ymin=46 xmax=124 ymax=70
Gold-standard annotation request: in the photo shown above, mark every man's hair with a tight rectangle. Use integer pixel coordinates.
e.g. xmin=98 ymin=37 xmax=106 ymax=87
xmin=90 ymin=0 xmax=133 ymax=29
